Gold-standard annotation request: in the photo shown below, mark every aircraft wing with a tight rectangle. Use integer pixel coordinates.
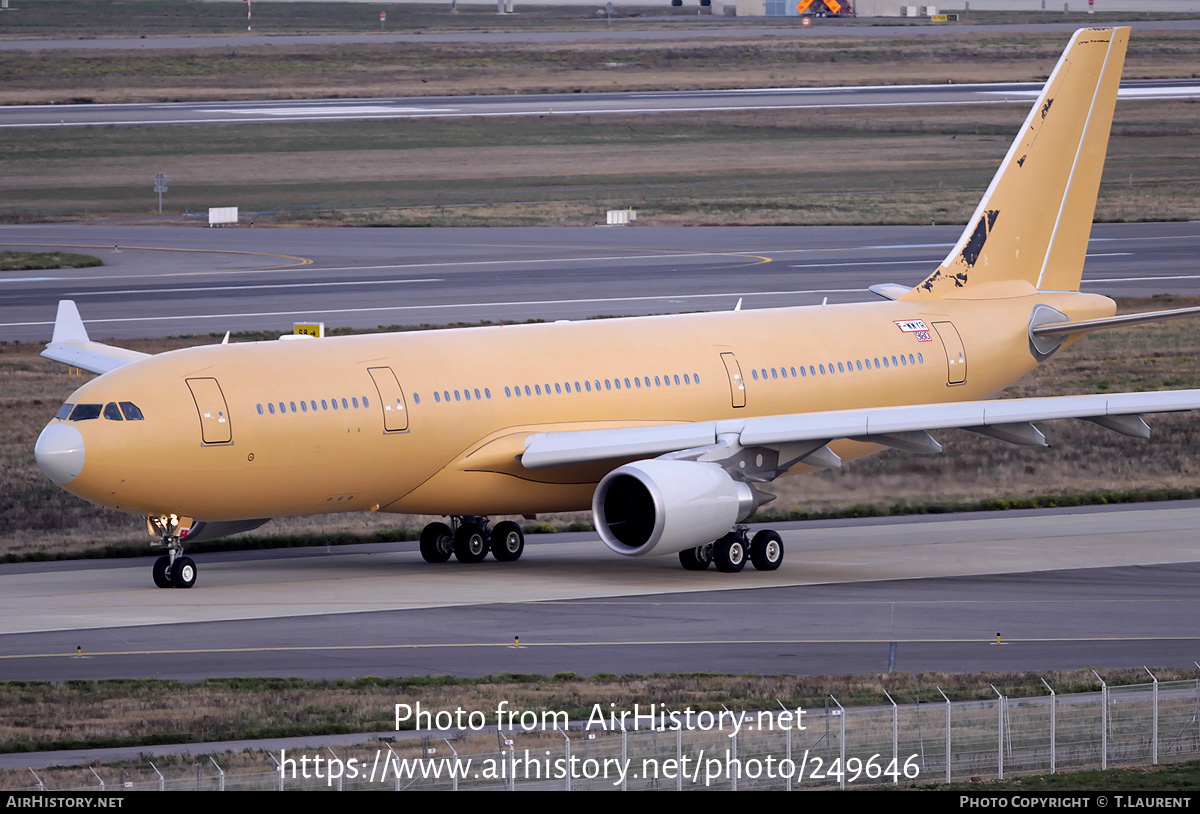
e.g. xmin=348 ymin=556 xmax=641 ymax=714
xmin=40 ymin=300 xmax=150 ymax=375
xmin=521 ymin=390 xmax=1200 ymax=473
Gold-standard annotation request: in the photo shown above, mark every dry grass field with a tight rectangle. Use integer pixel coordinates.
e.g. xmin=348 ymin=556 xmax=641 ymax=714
xmin=3 ymin=102 xmax=1198 ymax=226
xmin=2 ymin=24 xmax=1198 ymax=106
xmin=0 ymin=667 xmax=1191 ymax=760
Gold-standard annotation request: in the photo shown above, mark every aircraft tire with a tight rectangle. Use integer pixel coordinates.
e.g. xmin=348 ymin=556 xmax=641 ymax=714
xmin=152 ymin=555 xmax=173 ymax=588
xmin=713 ymin=533 xmax=746 ymax=573
xmin=490 ymin=521 xmax=525 ymax=562
xmin=170 ymin=556 xmax=197 ymax=589
xmin=679 ymin=545 xmax=713 ymax=571
xmin=453 ymin=523 xmax=490 ymax=564
xmin=750 ymin=530 xmax=784 ymax=571
xmin=419 ymin=522 xmax=454 ymax=563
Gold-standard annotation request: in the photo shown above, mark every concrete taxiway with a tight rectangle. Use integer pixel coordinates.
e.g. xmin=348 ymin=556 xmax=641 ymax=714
xmin=4 ymin=18 xmax=1199 ymax=52
xmin=4 ymin=80 xmax=1198 ymax=128
xmin=2 ymin=502 xmax=1198 ymax=680
xmin=2 ymin=221 xmax=1198 ymax=341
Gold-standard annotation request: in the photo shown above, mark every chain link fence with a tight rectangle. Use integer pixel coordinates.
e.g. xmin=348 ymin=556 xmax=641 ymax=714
xmin=12 ymin=677 xmax=1200 ymax=792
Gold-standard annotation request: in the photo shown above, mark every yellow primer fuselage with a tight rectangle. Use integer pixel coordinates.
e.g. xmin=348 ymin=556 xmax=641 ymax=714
xmin=51 ymin=288 xmax=1114 ymax=523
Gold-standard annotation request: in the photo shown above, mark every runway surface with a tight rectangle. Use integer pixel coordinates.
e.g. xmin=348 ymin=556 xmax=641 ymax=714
xmin=2 ymin=502 xmax=1199 ymax=680
xmin=1 ymin=221 xmax=1198 ymax=341
xmin=4 ymin=80 xmax=1198 ymax=128
xmin=4 ymin=18 xmax=1199 ymax=51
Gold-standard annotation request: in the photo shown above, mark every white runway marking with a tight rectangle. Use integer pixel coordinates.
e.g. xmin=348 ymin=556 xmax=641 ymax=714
xmin=985 ymin=87 xmax=1200 ymax=100
xmin=790 ymin=259 xmax=936 ymax=269
xmin=213 ymin=105 xmax=459 ymax=116
xmin=0 ymin=288 xmax=869 ymax=329
xmin=66 ymin=278 xmax=444 ymax=297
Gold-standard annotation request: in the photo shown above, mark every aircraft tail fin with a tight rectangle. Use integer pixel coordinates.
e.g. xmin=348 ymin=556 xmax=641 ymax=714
xmin=903 ymin=27 xmax=1129 ymax=300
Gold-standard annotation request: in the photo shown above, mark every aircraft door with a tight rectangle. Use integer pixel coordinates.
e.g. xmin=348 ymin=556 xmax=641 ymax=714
xmin=720 ymin=352 xmax=747 ymax=408
xmin=185 ymin=378 xmax=232 ymax=444
xmin=368 ymin=367 xmax=409 ymax=432
xmin=932 ymin=321 xmax=967 ymax=385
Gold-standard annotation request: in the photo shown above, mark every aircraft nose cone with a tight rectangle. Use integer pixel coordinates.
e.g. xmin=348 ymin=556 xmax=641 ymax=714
xmin=35 ymin=423 xmax=86 ymax=484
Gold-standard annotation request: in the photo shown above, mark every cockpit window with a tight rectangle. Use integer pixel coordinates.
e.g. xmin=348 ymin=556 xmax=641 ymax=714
xmin=55 ymin=403 xmax=74 ymax=420
xmin=103 ymin=402 xmax=124 ymax=421
xmin=120 ymin=402 xmax=144 ymax=421
xmin=68 ymin=404 xmax=102 ymax=421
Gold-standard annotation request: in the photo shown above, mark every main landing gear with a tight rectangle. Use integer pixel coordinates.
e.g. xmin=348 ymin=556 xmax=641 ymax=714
xmin=147 ymin=514 xmax=198 ymax=589
xmin=678 ymin=527 xmax=784 ymax=574
xmin=419 ymin=516 xmax=525 ymax=565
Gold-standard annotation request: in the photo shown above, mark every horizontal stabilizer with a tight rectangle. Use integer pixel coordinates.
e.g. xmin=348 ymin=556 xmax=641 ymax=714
xmin=868 ymin=283 xmax=913 ymax=301
xmin=41 ymin=300 xmax=150 ymax=375
xmin=1031 ymin=304 xmax=1200 ymax=337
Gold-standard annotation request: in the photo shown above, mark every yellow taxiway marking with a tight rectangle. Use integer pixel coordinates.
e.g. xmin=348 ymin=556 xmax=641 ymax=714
xmin=5 ymin=635 xmax=1200 ymax=661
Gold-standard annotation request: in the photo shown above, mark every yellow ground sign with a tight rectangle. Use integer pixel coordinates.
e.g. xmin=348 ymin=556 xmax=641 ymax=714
xmin=294 ymin=322 xmax=325 ymax=338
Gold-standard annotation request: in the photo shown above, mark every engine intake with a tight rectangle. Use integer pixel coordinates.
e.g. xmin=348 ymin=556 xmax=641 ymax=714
xmin=592 ymin=460 xmax=760 ymax=557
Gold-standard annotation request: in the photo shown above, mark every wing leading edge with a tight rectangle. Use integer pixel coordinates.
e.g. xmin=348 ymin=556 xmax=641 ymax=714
xmin=522 ymin=390 xmax=1200 ymax=472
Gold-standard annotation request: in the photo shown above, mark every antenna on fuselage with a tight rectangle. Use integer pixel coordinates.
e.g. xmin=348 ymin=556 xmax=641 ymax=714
xmin=734 ymin=298 xmax=742 ymax=312
xmin=221 ymin=331 xmax=230 ymax=345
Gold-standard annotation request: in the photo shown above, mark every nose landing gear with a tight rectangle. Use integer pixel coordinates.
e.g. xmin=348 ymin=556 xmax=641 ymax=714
xmin=147 ymin=514 xmax=198 ymax=589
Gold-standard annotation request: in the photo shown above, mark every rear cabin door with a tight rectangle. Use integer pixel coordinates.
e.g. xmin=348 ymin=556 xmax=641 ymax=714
xmin=368 ymin=366 xmax=409 ymax=432
xmin=932 ymin=321 xmax=967 ymax=386
xmin=186 ymin=377 xmax=232 ymax=444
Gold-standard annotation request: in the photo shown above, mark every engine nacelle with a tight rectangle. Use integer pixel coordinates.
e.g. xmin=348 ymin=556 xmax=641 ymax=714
xmin=592 ymin=460 xmax=759 ymax=557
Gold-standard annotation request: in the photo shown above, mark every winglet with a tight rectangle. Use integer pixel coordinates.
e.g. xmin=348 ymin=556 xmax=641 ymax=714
xmin=51 ymin=300 xmax=89 ymax=344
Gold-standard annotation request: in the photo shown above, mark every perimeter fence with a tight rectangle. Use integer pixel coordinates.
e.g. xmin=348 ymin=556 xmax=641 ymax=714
xmin=13 ymin=677 xmax=1200 ymax=791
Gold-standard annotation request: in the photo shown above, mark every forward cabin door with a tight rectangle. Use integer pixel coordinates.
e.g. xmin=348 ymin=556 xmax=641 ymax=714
xmin=368 ymin=366 xmax=409 ymax=432
xmin=186 ymin=377 xmax=232 ymax=444
xmin=932 ymin=321 xmax=967 ymax=386
xmin=720 ymin=352 xmax=747 ymax=408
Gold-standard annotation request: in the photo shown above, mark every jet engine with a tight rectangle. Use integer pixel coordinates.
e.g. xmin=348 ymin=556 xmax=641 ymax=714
xmin=592 ymin=460 xmax=760 ymax=557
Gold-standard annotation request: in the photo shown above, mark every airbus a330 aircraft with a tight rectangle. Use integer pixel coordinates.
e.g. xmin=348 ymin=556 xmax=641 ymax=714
xmin=33 ymin=27 xmax=1200 ymax=588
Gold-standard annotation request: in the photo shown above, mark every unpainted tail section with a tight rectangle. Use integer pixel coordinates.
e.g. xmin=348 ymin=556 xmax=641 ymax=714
xmin=904 ymin=28 xmax=1129 ymax=300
